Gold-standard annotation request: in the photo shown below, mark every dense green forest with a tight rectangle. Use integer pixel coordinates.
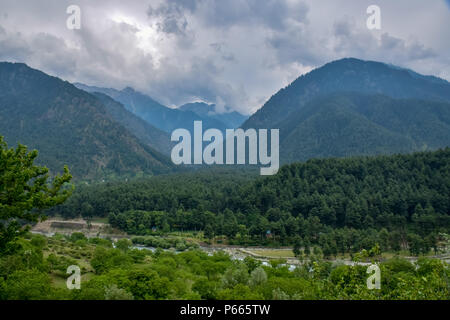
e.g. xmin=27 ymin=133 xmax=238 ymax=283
xmin=279 ymin=92 xmax=450 ymax=162
xmin=0 ymin=62 xmax=173 ymax=179
xmin=53 ymin=149 xmax=450 ymax=255
xmin=0 ymin=233 xmax=448 ymax=300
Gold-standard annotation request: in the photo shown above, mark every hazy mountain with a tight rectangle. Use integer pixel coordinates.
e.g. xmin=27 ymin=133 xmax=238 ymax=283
xmin=243 ymin=58 xmax=450 ymax=130
xmin=179 ymin=102 xmax=248 ymax=128
xmin=0 ymin=62 xmax=173 ymax=180
xmin=92 ymin=92 xmax=173 ymax=155
xmin=74 ymin=83 xmax=227 ymax=134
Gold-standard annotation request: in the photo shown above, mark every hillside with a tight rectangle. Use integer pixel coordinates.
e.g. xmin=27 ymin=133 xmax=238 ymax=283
xmin=92 ymin=92 xmax=173 ymax=155
xmin=239 ymin=58 xmax=450 ymax=163
xmin=279 ymin=92 xmax=450 ymax=162
xmin=0 ymin=62 xmax=173 ymax=179
xmin=243 ymin=58 xmax=450 ymax=130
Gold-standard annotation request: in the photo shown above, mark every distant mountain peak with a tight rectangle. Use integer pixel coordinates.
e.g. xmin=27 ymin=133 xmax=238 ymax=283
xmin=179 ymin=102 xmax=248 ymax=128
xmin=122 ymin=86 xmax=136 ymax=93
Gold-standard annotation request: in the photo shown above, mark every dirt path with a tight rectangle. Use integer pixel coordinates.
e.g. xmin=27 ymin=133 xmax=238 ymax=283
xmin=31 ymin=218 xmax=126 ymax=239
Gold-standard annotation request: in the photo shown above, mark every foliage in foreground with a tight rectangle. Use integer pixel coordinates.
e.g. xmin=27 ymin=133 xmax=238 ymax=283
xmin=0 ymin=233 xmax=448 ymax=300
xmin=0 ymin=136 xmax=73 ymax=255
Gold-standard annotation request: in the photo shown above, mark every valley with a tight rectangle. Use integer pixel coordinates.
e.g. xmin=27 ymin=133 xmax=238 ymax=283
xmin=30 ymin=217 xmax=450 ymax=266
xmin=1 ymin=57 xmax=449 ymax=301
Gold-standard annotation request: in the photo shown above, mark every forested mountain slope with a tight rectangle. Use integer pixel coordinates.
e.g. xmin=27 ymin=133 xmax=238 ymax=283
xmin=92 ymin=92 xmax=173 ymax=155
xmin=241 ymin=58 xmax=450 ymax=163
xmin=278 ymin=92 xmax=450 ymax=162
xmin=0 ymin=62 xmax=173 ymax=179
xmin=243 ymin=58 xmax=450 ymax=130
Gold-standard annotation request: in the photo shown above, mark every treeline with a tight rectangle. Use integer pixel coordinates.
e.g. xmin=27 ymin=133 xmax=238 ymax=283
xmin=130 ymin=235 xmax=199 ymax=251
xmin=53 ymin=149 xmax=450 ymax=253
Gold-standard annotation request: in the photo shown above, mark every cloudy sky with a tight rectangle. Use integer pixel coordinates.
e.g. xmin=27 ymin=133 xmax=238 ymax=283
xmin=0 ymin=0 xmax=449 ymax=114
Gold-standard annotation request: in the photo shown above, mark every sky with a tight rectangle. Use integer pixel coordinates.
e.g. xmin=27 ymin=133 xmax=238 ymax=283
xmin=0 ymin=0 xmax=449 ymax=115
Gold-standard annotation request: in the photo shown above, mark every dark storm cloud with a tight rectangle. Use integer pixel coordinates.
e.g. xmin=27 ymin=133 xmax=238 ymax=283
xmin=197 ymin=0 xmax=309 ymax=30
xmin=210 ymin=43 xmax=235 ymax=62
xmin=0 ymin=0 xmax=448 ymax=114
xmin=147 ymin=0 xmax=197 ymax=36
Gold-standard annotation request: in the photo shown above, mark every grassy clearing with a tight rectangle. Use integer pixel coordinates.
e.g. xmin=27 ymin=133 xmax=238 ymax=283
xmin=246 ymin=249 xmax=295 ymax=258
xmin=90 ymin=217 xmax=109 ymax=224
xmin=50 ymin=273 xmax=68 ymax=289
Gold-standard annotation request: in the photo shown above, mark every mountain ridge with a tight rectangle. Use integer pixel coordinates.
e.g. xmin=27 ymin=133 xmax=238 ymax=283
xmin=74 ymin=83 xmax=230 ymax=134
xmin=243 ymin=57 xmax=450 ymax=130
xmin=91 ymin=92 xmax=173 ymax=155
xmin=179 ymin=102 xmax=248 ymax=129
xmin=0 ymin=62 xmax=174 ymax=180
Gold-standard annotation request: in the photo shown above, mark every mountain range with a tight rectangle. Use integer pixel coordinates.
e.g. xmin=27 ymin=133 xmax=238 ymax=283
xmin=1 ymin=58 xmax=449 ymax=179
xmin=74 ymin=84 xmax=247 ymax=135
xmin=0 ymin=62 xmax=173 ymax=180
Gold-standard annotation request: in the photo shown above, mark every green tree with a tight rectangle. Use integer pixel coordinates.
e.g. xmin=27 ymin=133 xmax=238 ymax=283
xmin=293 ymin=236 xmax=303 ymax=257
xmin=90 ymin=247 xmax=133 ymax=274
xmin=192 ymin=277 xmax=217 ymax=300
xmin=115 ymin=239 xmax=132 ymax=252
xmin=1 ymin=269 xmax=52 ymax=300
xmin=248 ymin=267 xmax=267 ymax=287
xmin=204 ymin=224 xmax=214 ymax=240
xmin=0 ymin=137 xmax=73 ymax=254
xmin=104 ymin=284 xmax=134 ymax=300
xmin=221 ymin=264 xmax=249 ymax=289
xmin=408 ymin=234 xmax=425 ymax=256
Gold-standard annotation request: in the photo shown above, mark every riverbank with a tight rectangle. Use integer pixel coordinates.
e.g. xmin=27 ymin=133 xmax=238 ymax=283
xmin=32 ymin=218 xmax=450 ymax=267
